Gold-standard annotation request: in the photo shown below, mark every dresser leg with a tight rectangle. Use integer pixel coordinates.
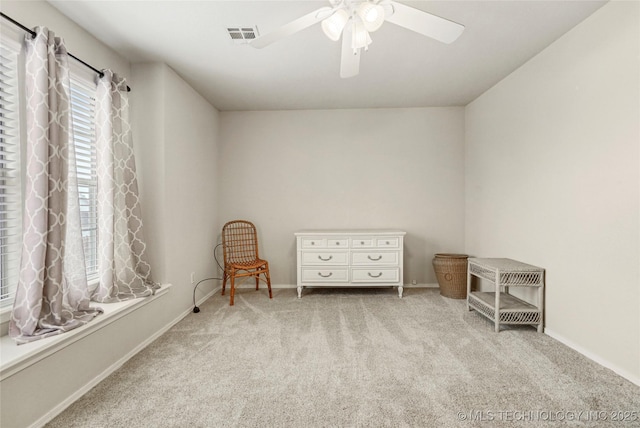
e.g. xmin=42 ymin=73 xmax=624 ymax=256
xmin=398 ymin=286 xmax=403 ymax=298
xmin=297 ymin=286 xmax=302 ymax=299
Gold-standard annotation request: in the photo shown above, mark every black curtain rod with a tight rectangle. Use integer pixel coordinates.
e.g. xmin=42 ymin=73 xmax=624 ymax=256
xmin=1 ymin=12 xmax=131 ymax=92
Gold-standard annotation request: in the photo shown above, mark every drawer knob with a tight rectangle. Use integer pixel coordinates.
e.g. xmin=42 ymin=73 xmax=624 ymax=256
xmin=368 ymin=272 xmax=383 ymax=278
xmin=368 ymin=255 xmax=382 ymax=261
xmin=360 ymin=241 xmax=365 ymax=245
xmin=336 ymin=242 xmax=340 ymax=245
xmin=386 ymin=241 xmax=390 ymax=245
xmin=318 ymin=255 xmax=333 ymax=261
xmin=318 ymin=272 xmax=333 ymax=278
xmin=311 ymin=242 xmax=315 ymax=245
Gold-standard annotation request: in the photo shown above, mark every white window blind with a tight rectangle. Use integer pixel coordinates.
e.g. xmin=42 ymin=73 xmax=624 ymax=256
xmin=69 ymin=75 xmax=98 ymax=281
xmin=0 ymin=43 xmax=22 ymax=307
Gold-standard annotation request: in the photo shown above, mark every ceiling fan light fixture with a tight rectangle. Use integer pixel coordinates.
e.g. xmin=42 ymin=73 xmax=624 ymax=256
xmin=321 ymin=8 xmax=349 ymax=41
xmin=351 ymin=18 xmax=372 ymax=51
xmin=357 ymin=2 xmax=385 ymax=32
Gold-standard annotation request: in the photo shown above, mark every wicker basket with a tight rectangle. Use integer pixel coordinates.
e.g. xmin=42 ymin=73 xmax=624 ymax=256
xmin=433 ymin=253 xmax=469 ymax=299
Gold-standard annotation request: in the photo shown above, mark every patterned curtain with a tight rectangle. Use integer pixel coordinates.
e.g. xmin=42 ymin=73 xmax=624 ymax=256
xmin=92 ymin=70 xmax=157 ymax=303
xmin=9 ymin=28 xmax=102 ymax=343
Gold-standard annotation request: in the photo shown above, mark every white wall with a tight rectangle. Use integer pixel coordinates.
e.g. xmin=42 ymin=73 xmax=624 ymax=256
xmin=465 ymin=1 xmax=639 ymax=383
xmin=218 ymin=108 xmax=466 ymax=287
xmin=132 ymin=62 xmax=221 ymax=304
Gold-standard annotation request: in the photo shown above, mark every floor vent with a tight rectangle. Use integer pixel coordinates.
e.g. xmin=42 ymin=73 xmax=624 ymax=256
xmin=227 ymin=27 xmax=259 ymax=44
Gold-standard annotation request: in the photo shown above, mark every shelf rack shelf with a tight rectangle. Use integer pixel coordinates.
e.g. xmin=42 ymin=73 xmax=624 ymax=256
xmin=467 ymin=258 xmax=545 ymax=332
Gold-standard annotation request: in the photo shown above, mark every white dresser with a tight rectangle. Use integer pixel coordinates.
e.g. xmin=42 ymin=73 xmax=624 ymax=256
xmin=295 ymin=230 xmax=406 ymax=298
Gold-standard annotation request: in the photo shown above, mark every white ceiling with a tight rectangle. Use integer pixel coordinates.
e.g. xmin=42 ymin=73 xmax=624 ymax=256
xmin=48 ymin=0 xmax=606 ymax=111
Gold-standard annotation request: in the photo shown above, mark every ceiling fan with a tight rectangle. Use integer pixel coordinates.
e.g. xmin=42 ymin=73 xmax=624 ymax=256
xmin=250 ymin=0 xmax=464 ymax=78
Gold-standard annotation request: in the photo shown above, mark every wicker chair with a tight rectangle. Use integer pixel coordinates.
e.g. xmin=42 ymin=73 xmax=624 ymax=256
xmin=221 ymin=220 xmax=272 ymax=306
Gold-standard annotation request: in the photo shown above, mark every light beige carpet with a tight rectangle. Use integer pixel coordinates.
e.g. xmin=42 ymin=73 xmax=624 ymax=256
xmin=47 ymin=288 xmax=639 ymax=427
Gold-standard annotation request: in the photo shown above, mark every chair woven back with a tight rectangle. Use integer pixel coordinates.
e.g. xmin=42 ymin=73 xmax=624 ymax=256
xmin=222 ymin=220 xmax=260 ymax=265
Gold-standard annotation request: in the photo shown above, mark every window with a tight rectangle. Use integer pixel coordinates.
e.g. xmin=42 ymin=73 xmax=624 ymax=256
xmin=0 ymin=40 xmax=22 ymax=308
xmin=70 ymin=75 xmax=98 ymax=281
xmin=0 ymin=37 xmax=100 ymax=310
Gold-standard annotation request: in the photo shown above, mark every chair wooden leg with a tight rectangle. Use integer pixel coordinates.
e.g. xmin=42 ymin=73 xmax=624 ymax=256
xmin=229 ymin=274 xmax=235 ymax=306
xmin=255 ymin=273 xmax=259 ymax=290
xmin=265 ymin=264 xmax=272 ymax=299
xmin=222 ymin=270 xmax=227 ymax=295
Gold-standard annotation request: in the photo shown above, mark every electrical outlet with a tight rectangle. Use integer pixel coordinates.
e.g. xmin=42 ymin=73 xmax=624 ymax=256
xmin=190 ymin=272 xmax=195 ymax=284
xmin=411 ymin=279 xmax=417 ymax=285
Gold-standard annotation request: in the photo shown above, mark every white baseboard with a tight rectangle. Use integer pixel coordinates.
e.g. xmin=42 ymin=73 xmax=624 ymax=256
xmin=232 ymin=283 xmax=439 ymax=289
xmin=545 ymin=328 xmax=640 ymax=387
xmin=405 ymin=283 xmax=439 ymax=288
xmin=231 ymin=283 xmax=296 ymax=289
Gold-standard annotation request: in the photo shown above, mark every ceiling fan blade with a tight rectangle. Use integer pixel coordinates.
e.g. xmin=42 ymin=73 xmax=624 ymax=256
xmin=251 ymin=6 xmax=333 ymax=49
xmin=385 ymin=1 xmax=464 ymax=44
xmin=340 ymin=23 xmax=360 ymax=78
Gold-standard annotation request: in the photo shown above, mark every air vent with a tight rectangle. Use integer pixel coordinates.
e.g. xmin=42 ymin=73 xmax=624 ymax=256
xmin=227 ymin=27 xmax=259 ymax=44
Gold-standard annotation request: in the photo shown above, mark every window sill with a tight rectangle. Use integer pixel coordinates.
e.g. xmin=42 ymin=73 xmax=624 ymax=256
xmin=0 ymin=283 xmax=172 ymax=381
xmin=0 ymin=304 xmax=13 ymax=325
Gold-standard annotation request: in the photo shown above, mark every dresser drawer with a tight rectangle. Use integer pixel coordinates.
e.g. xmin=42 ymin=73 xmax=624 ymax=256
xmin=301 ymin=268 xmax=349 ymax=283
xmin=351 ymin=268 xmax=400 ymax=283
xmin=351 ymin=251 xmax=399 ymax=266
xmin=375 ymin=237 xmax=400 ymax=248
xmin=351 ymin=237 xmax=374 ymax=248
xmin=328 ymin=239 xmax=348 ymax=248
xmin=301 ymin=238 xmax=326 ymax=248
xmin=301 ymin=251 xmax=349 ymax=266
